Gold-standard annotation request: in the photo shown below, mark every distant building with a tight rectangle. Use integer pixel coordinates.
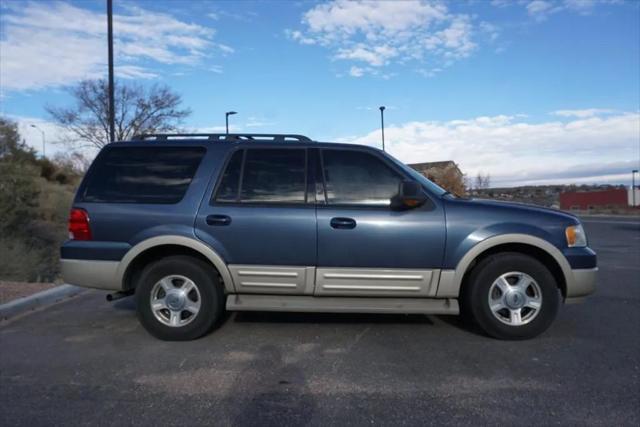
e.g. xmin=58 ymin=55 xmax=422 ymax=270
xmin=409 ymin=161 xmax=464 ymax=195
xmin=559 ymin=188 xmax=628 ymax=210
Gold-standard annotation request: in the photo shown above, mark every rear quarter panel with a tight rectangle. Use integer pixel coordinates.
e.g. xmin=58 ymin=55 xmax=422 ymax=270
xmin=65 ymin=143 xmax=229 ymax=259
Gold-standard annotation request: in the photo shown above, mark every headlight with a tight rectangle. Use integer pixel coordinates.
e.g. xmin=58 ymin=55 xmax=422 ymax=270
xmin=566 ymin=224 xmax=587 ymax=247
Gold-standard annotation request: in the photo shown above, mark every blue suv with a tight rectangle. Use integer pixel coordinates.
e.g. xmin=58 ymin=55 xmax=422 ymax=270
xmin=61 ymin=133 xmax=597 ymax=341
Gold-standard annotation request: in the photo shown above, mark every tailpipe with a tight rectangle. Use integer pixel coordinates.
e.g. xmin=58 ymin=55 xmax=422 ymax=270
xmin=106 ymin=290 xmax=134 ymax=302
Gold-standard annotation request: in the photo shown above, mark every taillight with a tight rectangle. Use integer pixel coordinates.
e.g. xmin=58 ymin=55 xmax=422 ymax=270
xmin=68 ymin=208 xmax=92 ymax=240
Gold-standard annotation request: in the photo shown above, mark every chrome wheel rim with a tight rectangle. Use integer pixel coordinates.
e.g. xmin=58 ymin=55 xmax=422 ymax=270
xmin=488 ymin=272 xmax=542 ymax=326
xmin=150 ymin=275 xmax=201 ymax=327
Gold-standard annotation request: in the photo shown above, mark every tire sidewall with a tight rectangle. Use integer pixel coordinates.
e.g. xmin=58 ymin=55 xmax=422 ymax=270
xmin=136 ymin=256 xmax=223 ymax=341
xmin=466 ymin=253 xmax=560 ymax=340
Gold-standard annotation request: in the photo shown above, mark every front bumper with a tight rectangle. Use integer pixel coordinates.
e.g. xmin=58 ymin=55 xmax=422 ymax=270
xmin=565 ymin=267 xmax=597 ymax=303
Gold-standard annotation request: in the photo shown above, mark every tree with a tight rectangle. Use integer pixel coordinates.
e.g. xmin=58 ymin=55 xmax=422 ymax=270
xmin=47 ymin=79 xmax=191 ymax=148
xmin=474 ymin=172 xmax=491 ymax=190
xmin=0 ymin=116 xmax=80 ymax=281
xmin=435 ymin=167 xmax=466 ymax=196
xmin=0 ymin=117 xmax=40 ymax=236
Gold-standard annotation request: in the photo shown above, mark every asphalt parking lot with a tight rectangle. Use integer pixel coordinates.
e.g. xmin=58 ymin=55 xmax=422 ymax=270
xmin=1 ymin=216 xmax=638 ymax=426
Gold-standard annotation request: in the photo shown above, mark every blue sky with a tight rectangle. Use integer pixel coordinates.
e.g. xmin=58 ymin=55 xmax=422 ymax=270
xmin=1 ymin=0 xmax=639 ymax=186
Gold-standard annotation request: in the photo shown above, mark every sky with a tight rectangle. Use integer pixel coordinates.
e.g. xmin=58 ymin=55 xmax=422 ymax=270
xmin=1 ymin=0 xmax=639 ymax=187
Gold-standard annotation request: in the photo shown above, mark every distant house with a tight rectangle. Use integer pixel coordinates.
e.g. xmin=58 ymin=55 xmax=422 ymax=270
xmin=408 ymin=161 xmax=465 ymax=195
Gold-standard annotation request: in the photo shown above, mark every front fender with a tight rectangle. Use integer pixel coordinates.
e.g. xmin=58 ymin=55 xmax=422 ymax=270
xmin=445 ymin=222 xmax=559 ymax=269
xmin=437 ymin=233 xmax=574 ymax=298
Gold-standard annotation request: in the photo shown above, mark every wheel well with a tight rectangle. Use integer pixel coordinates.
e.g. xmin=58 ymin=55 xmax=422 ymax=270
xmin=122 ymin=244 xmax=219 ymax=291
xmin=460 ymin=243 xmax=567 ymax=298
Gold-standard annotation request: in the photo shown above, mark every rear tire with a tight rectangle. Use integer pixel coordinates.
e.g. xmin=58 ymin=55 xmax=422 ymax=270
xmin=461 ymin=252 xmax=560 ymax=340
xmin=135 ymin=255 xmax=224 ymax=341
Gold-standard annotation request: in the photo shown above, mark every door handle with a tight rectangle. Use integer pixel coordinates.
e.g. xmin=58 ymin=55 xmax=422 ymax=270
xmin=206 ymin=214 xmax=232 ymax=226
xmin=330 ymin=217 xmax=356 ymax=229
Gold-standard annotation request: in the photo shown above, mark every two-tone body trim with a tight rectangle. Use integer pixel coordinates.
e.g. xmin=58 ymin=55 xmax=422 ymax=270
xmin=315 ymin=268 xmax=439 ymax=297
xmin=435 ymin=233 xmax=591 ymax=299
xmin=226 ymin=294 xmax=459 ymax=314
xmin=229 ymin=265 xmax=315 ymax=294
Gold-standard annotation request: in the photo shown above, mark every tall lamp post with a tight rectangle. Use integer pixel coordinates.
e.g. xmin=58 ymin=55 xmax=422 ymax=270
xmin=30 ymin=124 xmax=46 ymax=158
xmin=633 ymin=169 xmax=639 ymax=207
xmin=379 ymin=106 xmax=386 ymax=151
xmin=225 ymin=111 xmax=237 ymax=135
xmin=107 ymin=0 xmax=115 ymax=143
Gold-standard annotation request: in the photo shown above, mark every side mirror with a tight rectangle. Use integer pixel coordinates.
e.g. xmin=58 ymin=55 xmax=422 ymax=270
xmin=391 ymin=180 xmax=428 ymax=210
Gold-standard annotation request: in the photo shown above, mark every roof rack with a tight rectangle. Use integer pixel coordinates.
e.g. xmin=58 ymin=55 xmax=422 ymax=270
xmin=131 ymin=133 xmax=313 ymax=143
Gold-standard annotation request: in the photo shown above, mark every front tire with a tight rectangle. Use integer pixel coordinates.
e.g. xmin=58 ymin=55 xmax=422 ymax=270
xmin=135 ymin=256 xmax=224 ymax=341
xmin=461 ymin=252 xmax=560 ymax=340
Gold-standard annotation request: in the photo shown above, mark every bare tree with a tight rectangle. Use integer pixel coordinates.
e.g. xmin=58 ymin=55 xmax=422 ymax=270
xmin=474 ymin=172 xmax=491 ymax=190
xmin=47 ymin=79 xmax=191 ymax=148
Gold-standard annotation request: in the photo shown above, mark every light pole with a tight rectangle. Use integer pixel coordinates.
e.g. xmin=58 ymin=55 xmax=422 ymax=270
xmin=633 ymin=169 xmax=639 ymax=207
xmin=30 ymin=124 xmax=46 ymax=158
xmin=225 ymin=111 xmax=237 ymax=135
xmin=379 ymin=106 xmax=385 ymax=151
xmin=107 ymin=0 xmax=115 ymax=143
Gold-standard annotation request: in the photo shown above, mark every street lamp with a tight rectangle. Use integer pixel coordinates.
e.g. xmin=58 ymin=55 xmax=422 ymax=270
xmin=379 ymin=106 xmax=385 ymax=151
xmin=30 ymin=124 xmax=46 ymax=158
xmin=225 ymin=111 xmax=237 ymax=135
xmin=633 ymin=169 xmax=639 ymax=207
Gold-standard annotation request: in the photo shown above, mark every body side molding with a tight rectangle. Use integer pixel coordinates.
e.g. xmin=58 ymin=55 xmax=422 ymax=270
xmin=316 ymin=268 xmax=439 ymax=297
xmin=228 ymin=265 xmax=314 ymax=294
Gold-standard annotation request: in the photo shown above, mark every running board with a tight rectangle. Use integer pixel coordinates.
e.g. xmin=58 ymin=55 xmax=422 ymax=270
xmin=226 ymin=294 xmax=459 ymax=315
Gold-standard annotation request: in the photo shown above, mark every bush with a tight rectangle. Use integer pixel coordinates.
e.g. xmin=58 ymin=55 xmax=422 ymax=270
xmin=0 ymin=116 xmax=81 ymax=282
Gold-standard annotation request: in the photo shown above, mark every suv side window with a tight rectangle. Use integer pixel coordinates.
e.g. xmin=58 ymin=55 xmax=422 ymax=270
xmin=81 ymin=146 xmax=205 ymax=204
xmin=214 ymin=148 xmax=307 ymax=204
xmin=321 ymin=149 xmax=402 ymax=206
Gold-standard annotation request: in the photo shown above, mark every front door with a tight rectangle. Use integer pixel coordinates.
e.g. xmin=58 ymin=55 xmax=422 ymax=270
xmin=195 ymin=147 xmax=316 ymax=294
xmin=315 ymin=148 xmax=446 ymax=297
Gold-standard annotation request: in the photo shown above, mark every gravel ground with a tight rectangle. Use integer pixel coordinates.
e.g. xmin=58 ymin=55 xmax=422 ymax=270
xmin=0 ymin=281 xmax=57 ymax=305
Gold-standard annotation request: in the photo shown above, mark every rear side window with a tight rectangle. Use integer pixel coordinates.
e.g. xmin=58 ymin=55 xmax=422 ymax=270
xmin=214 ymin=149 xmax=307 ymax=203
xmin=321 ymin=149 xmax=402 ymax=206
xmin=81 ymin=146 xmax=205 ymax=204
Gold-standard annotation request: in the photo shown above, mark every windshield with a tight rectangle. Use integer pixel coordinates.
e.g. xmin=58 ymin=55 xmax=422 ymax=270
xmin=382 ymin=151 xmax=450 ymax=197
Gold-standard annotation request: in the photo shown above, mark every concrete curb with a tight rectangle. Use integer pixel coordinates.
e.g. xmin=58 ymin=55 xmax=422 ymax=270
xmin=0 ymin=285 xmax=85 ymax=321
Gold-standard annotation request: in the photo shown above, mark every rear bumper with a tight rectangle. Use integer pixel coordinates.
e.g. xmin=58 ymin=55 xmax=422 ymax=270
xmin=565 ymin=267 xmax=597 ymax=303
xmin=60 ymin=259 xmax=121 ymax=291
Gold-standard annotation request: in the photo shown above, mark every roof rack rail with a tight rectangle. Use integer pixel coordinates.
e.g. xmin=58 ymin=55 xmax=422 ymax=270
xmin=131 ymin=133 xmax=313 ymax=143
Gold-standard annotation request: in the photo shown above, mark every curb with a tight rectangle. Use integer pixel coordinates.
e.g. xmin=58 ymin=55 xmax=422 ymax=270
xmin=0 ymin=285 xmax=85 ymax=321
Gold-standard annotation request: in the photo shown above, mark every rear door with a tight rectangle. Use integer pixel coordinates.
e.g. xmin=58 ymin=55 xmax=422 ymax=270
xmin=315 ymin=148 xmax=446 ymax=297
xmin=195 ymin=147 xmax=317 ymax=294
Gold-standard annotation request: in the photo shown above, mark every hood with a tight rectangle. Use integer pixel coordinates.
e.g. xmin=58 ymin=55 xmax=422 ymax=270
xmin=453 ymin=196 xmax=580 ymax=223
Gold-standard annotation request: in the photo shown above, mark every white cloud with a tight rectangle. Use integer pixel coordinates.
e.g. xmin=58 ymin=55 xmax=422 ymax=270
xmin=287 ymin=0 xmax=481 ymax=76
xmin=0 ymin=1 xmax=227 ymax=92
xmin=527 ymin=1 xmax=558 ymax=19
xmin=551 ymin=108 xmax=615 ymax=118
xmin=335 ymin=111 xmax=640 ymax=186
xmin=525 ymin=0 xmax=619 ymax=20
xmin=10 ymin=115 xmax=98 ymax=159
xmin=349 ymin=66 xmax=365 ymax=77
xmin=208 ymin=65 xmax=224 ymax=74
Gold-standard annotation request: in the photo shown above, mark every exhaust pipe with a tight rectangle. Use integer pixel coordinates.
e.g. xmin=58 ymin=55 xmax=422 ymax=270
xmin=106 ymin=290 xmax=134 ymax=302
